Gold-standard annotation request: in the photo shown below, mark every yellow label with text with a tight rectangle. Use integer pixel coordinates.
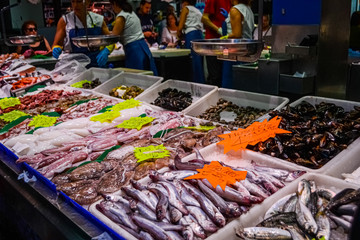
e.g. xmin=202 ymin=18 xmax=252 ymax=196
xmin=90 ymin=111 xmax=120 ymax=123
xmin=116 ymin=116 xmax=155 ymax=130
xmin=110 ymin=99 xmax=141 ymax=112
xmin=28 ymin=115 xmax=58 ymax=128
xmin=134 ymin=144 xmax=170 ymax=163
xmin=0 ymin=97 xmax=21 ymax=110
xmin=0 ymin=110 xmax=28 ymax=122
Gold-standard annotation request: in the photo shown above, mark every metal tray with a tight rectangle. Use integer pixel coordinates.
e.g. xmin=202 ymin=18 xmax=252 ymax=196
xmin=72 ymin=35 xmax=121 ymax=48
xmin=8 ymin=35 xmax=44 ymax=45
xmin=191 ymin=39 xmax=263 ymax=62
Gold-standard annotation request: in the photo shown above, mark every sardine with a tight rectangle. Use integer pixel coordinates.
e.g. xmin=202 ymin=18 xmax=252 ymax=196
xmin=236 ymin=227 xmax=292 ymax=239
xmin=295 ymin=198 xmax=318 ymax=235
xmin=282 ymin=195 xmax=298 ymax=213
xmin=132 ymin=214 xmax=169 ymax=240
xmin=316 ymin=210 xmax=331 ymax=240
xmin=297 ymin=179 xmax=312 ymax=206
xmin=258 ymin=212 xmax=297 ymax=228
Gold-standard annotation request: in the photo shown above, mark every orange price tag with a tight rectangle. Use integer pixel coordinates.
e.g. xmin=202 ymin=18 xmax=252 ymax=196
xmin=217 ymin=117 xmax=291 ymax=154
xmin=184 ymin=161 xmax=247 ymax=190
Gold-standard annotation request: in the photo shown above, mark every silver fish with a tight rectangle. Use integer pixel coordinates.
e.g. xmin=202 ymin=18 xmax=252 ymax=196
xmin=169 ymin=204 xmax=183 ymax=223
xmin=122 ymin=186 xmax=156 ymax=211
xmin=179 ymin=218 xmax=194 ymax=240
xmin=187 ymin=206 xmax=218 ymax=233
xmin=282 ymin=195 xmax=298 ymax=213
xmin=109 ymin=203 xmax=138 ymax=231
xmin=241 ymin=178 xmax=270 ymax=199
xmin=149 ymin=188 xmax=169 ymax=221
xmin=236 ymin=227 xmax=292 ymax=239
xmin=159 ymin=181 xmax=189 ymax=215
xmin=173 ymin=180 xmax=201 ymax=207
xmin=295 ymin=198 xmax=318 ymax=235
xmin=139 ymin=231 xmax=154 ymax=240
xmin=132 ymin=214 xmax=169 ymax=240
xmin=316 ymin=210 xmax=331 ymax=240
xmin=182 ymin=215 xmax=206 ymax=239
xmin=297 ymin=179 xmax=312 ymax=206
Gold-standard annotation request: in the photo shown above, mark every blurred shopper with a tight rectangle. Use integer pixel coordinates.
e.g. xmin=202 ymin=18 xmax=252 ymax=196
xmin=201 ymin=0 xmax=231 ymax=87
xmin=161 ymin=12 xmax=178 ymax=47
xmin=137 ymin=0 xmax=158 ymax=47
xmin=350 ymin=11 xmax=360 ymax=51
xmin=253 ymin=14 xmax=272 ymax=39
xmin=51 ymin=0 xmax=112 ymax=68
xmin=16 ymin=20 xmax=51 ymax=54
xmin=178 ymin=0 xmax=205 ymax=83
xmin=222 ymin=0 xmax=254 ymax=89
xmin=110 ymin=0 xmax=158 ymax=75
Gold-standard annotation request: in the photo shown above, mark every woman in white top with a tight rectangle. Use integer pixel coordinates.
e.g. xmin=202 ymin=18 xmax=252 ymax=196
xmin=52 ymin=0 xmax=111 ymax=68
xmin=109 ymin=0 xmax=158 ymax=75
xmin=222 ymin=0 xmax=254 ymax=89
xmin=161 ymin=12 xmax=178 ymax=47
xmin=178 ymin=0 xmax=205 ymax=84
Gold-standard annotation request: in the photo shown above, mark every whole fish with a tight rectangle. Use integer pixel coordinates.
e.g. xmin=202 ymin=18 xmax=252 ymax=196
xmin=187 ymin=206 xmax=218 ymax=233
xmin=173 ymin=180 xmax=201 ymax=207
xmin=132 ymin=214 xmax=169 ymax=240
xmin=139 ymin=231 xmax=154 ymax=240
xmin=122 ymin=186 xmax=156 ymax=211
xmin=150 ymin=170 xmax=197 ymax=182
xmin=159 ymin=181 xmax=189 ymax=215
xmin=109 ymin=202 xmax=138 ymax=231
xmin=173 ymin=155 xmax=205 ymax=171
xmin=257 ymin=212 xmax=297 ymax=228
xmin=241 ymin=178 xmax=270 ymax=199
xmin=182 ymin=215 xmax=206 ymax=239
xmin=179 ymin=218 xmax=194 ymax=240
xmin=295 ymin=198 xmax=318 ymax=235
xmin=165 ymin=231 xmax=184 ymax=240
xmin=197 ymin=180 xmax=234 ymax=217
xmin=130 ymin=200 xmax=157 ymax=221
xmin=149 ymin=188 xmax=169 ymax=221
xmin=251 ymin=160 xmax=290 ymax=180
xmin=327 ymin=188 xmax=360 ymax=211
xmin=169 ymin=204 xmax=183 ymax=223
xmin=316 ymin=210 xmax=331 ymax=240
xmin=157 ymin=222 xmax=184 ymax=231
xmin=181 ymin=180 xmax=226 ymax=227
xmin=236 ymin=227 xmax=292 ymax=240
xmin=297 ymin=179 xmax=312 ymax=206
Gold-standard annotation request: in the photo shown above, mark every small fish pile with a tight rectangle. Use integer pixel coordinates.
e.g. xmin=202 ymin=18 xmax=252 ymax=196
xmin=152 ymin=88 xmax=193 ymax=112
xmin=95 ymin=156 xmax=304 ymax=240
xmin=236 ymin=179 xmax=360 ymax=240
xmin=110 ymin=85 xmax=144 ymax=99
xmin=247 ymin=101 xmax=360 ymax=169
xmin=57 ymin=98 xmax=119 ymax=122
xmin=82 ymin=78 xmax=101 ymax=89
xmin=197 ymin=98 xmax=267 ymax=128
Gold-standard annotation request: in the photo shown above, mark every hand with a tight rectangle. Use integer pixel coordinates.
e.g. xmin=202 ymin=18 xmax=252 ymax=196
xmin=52 ymin=47 xmax=62 ymax=59
xmin=96 ymin=48 xmax=110 ymax=67
xmin=220 ymin=35 xmax=228 ymax=40
xmin=220 ymin=8 xmax=228 ymax=18
xmin=217 ymin=27 xmax=223 ymax=36
xmin=143 ymin=31 xmax=153 ymax=38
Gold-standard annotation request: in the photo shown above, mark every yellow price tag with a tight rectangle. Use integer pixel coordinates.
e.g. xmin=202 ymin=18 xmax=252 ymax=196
xmin=71 ymin=80 xmax=92 ymax=88
xmin=0 ymin=110 xmax=28 ymax=122
xmin=116 ymin=116 xmax=155 ymax=130
xmin=28 ymin=115 xmax=58 ymax=128
xmin=184 ymin=125 xmax=216 ymax=131
xmin=90 ymin=111 xmax=120 ymax=123
xmin=0 ymin=97 xmax=21 ymax=110
xmin=110 ymin=99 xmax=141 ymax=112
xmin=134 ymin=144 xmax=170 ymax=163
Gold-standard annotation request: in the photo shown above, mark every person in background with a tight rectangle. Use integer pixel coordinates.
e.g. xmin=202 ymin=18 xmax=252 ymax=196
xmin=178 ymin=0 xmax=205 ymax=84
xmin=222 ymin=0 xmax=254 ymax=89
xmin=201 ymin=0 xmax=231 ymax=87
xmin=350 ymin=11 xmax=360 ymax=51
xmin=157 ymin=4 xmax=176 ymax=44
xmin=51 ymin=0 xmax=112 ymax=68
xmin=137 ymin=0 xmax=158 ymax=47
xmin=109 ymin=0 xmax=158 ymax=75
xmin=16 ymin=20 xmax=52 ymax=54
xmin=253 ymin=14 xmax=272 ymax=40
xmin=161 ymin=12 xmax=178 ymax=47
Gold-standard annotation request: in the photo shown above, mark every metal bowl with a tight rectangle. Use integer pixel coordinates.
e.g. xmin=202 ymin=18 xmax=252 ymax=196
xmin=191 ymin=39 xmax=264 ymax=62
xmin=8 ymin=35 xmax=44 ymax=45
xmin=71 ymin=35 xmax=121 ymax=48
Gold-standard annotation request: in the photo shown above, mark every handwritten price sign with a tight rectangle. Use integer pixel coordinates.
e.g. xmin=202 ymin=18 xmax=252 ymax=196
xmin=110 ymin=99 xmax=141 ymax=112
xmin=116 ymin=116 xmax=155 ymax=130
xmin=134 ymin=144 xmax=170 ymax=163
xmin=184 ymin=161 xmax=247 ymax=190
xmin=217 ymin=117 xmax=291 ymax=153
xmin=0 ymin=97 xmax=21 ymax=110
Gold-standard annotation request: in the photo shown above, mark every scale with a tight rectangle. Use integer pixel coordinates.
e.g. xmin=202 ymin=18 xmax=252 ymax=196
xmin=0 ymin=0 xmax=44 ymax=46
xmin=191 ymin=0 xmax=264 ymax=62
xmin=0 ymin=0 xmax=120 ymax=50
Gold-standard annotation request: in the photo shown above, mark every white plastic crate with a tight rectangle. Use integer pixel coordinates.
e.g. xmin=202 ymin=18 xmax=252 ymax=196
xmin=183 ymin=88 xmax=289 ymax=122
xmin=89 ymin=142 xmax=309 ymax=240
xmin=136 ymin=79 xmax=218 ymax=112
xmin=66 ymin=68 xmax=123 ymax=88
xmin=208 ymin=173 xmax=359 ymax=240
xmin=92 ymin=72 xmax=163 ymax=100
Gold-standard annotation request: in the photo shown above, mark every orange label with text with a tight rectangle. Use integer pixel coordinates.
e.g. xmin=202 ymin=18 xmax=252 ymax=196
xmin=217 ymin=117 xmax=291 ymax=153
xmin=184 ymin=161 xmax=247 ymax=190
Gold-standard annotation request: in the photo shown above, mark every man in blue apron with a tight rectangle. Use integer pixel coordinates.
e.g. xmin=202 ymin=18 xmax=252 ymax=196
xmin=52 ymin=0 xmax=113 ymax=68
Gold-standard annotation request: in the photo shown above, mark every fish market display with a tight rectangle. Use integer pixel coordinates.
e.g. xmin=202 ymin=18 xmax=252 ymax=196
xmin=57 ymin=98 xmax=119 ymax=122
xmin=93 ymin=157 xmax=304 ymax=239
xmin=152 ymin=88 xmax=193 ymax=111
xmin=0 ymin=53 xmax=20 ymax=64
xmin=72 ymin=78 xmax=101 ymax=89
xmin=197 ymin=98 xmax=267 ymax=128
xmin=236 ymin=178 xmax=360 ymax=240
xmin=109 ymin=85 xmax=144 ymax=99
xmin=247 ymin=101 xmax=360 ymax=169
